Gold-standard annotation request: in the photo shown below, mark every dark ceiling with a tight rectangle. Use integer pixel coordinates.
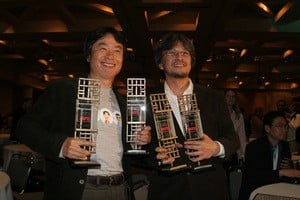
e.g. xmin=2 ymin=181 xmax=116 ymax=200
xmin=0 ymin=0 xmax=300 ymax=91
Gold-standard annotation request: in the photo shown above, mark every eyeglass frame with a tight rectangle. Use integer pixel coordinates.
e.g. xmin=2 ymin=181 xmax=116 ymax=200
xmin=163 ymin=50 xmax=191 ymax=57
xmin=271 ymin=123 xmax=289 ymax=129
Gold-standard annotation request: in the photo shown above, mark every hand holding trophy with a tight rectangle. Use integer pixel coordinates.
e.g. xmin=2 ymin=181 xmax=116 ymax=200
xmin=150 ymin=93 xmax=187 ymax=171
xmin=178 ymin=94 xmax=213 ymax=171
xmin=73 ymin=78 xmax=101 ymax=167
xmin=125 ymin=78 xmax=148 ymax=154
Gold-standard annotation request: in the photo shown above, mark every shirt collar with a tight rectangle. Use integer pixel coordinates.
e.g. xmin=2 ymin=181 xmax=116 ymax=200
xmin=164 ymin=78 xmax=194 ymax=96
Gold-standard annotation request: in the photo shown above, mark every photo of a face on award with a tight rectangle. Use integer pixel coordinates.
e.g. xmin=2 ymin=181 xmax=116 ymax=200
xmin=150 ymin=93 xmax=188 ymax=172
xmin=125 ymin=78 xmax=148 ymax=154
xmin=73 ymin=78 xmax=101 ymax=167
xmin=178 ymin=94 xmax=213 ymax=171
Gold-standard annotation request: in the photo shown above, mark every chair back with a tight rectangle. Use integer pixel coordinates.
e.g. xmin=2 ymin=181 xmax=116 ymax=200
xmin=228 ymin=166 xmax=243 ymax=200
xmin=6 ymin=154 xmax=31 ymax=194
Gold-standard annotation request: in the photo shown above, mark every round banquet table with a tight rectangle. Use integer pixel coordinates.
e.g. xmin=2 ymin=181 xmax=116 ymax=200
xmin=0 ymin=171 xmax=13 ymax=200
xmin=249 ymin=183 xmax=300 ymax=200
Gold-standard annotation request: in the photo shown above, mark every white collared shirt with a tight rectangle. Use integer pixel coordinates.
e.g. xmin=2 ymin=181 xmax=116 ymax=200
xmin=164 ymin=79 xmax=225 ymax=157
xmin=164 ymin=79 xmax=194 ymax=133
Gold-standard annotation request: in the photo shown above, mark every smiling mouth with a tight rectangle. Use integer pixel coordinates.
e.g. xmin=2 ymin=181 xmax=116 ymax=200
xmin=173 ymin=63 xmax=185 ymax=67
xmin=102 ymin=62 xmax=115 ymax=67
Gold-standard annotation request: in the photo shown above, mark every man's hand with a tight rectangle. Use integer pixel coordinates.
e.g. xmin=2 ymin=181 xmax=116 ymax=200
xmin=136 ymin=126 xmax=152 ymax=145
xmin=155 ymin=143 xmax=183 ymax=165
xmin=279 ymin=168 xmax=300 ymax=178
xmin=62 ymin=137 xmax=95 ymax=160
xmin=184 ymin=134 xmax=220 ymax=162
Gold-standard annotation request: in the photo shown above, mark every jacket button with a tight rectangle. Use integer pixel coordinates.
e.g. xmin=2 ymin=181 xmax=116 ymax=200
xmin=79 ymin=179 xmax=85 ymax=184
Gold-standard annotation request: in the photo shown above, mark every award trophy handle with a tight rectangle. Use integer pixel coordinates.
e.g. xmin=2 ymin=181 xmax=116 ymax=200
xmin=178 ymin=94 xmax=213 ymax=171
xmin=125 ymin=78 xmax=148 ymax=155
xmin=150 ymin=93 xmax=187 ymax=172
xmin=72 ymin=78 xmax=101 ymax=167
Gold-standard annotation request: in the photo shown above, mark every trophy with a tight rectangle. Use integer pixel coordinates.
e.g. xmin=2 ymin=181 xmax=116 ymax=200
xmin=150 ymin=93 xmax=188 ymax=171
xmin=178 ymin=94 xmax=213 ymax=171
xmin=73 ymin=78 xmax=101 ymax=167
xmin=125 ymin=78 xmax=148 ymax=154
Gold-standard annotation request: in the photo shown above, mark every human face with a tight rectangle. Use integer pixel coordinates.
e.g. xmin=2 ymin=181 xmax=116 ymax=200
xmin=277 ymin=100 xmax=287 ymax=111
xmin=225 ymin=90 xmax=236 ymax=106
xmin=88 ymin=33 xmax=123 ymax=81
xmin=159 ymin=41 xmax=192 ymax=79
xmin=292 ymin=113 xmax=300 ymax=128
xmin=265 ymin=116 xmax=288 ymax=144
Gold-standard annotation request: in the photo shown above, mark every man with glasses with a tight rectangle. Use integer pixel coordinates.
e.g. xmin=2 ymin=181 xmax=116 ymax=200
xmin=239 ymin=110 xmax=300 ymax=200
xmin=144 ymin=32 xmax=239 ymax=200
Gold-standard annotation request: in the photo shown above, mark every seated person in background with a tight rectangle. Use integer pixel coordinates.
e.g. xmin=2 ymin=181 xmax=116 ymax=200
xmin=239 ymin=110 xmax=300 ymax=200
xmin=288 ymin=102 xmax=300 ymax=154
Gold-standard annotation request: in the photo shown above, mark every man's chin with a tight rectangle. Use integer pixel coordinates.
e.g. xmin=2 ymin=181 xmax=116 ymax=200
xmin=172 ymin=73 xmax=189 ymax=78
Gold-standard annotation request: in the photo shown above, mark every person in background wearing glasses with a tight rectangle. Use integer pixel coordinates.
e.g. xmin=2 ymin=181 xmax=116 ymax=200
xmin=239 ymin=110 xmax=300 ymax=200
xmin=144 ymin=32 xmax=239 ymax=200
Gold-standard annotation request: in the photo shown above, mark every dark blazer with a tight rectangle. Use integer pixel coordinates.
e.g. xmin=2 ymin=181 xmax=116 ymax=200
xmin=144 ymin=83 xmax=239 ymax=200
xmin=239 ymin=135 xmax=292 ymax=200
xmin=17 ymin=78 xmax=131 ymax=200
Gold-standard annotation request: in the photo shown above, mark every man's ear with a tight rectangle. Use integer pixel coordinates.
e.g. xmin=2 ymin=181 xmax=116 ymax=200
xmin=264 ymin=125 xmax=271 ymax=133
xmin=86 ymin=55 xmax=90 ymax=62
xmin=158 ymin=63 xmax=164 ymax=70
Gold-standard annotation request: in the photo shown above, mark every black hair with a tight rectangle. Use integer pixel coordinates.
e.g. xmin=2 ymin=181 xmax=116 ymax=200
xmin=83 ymin=27 xmax=126 ymax=59
xmin=154 ymin=32 xmax=196 ymax=68
xmin=290 ymin=102 xmax=300 ymax=119
xmin=263 ymin=110 xmax=286 ymax=127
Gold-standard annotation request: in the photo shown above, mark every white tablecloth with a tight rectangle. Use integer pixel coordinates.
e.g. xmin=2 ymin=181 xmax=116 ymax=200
xmin=0 ymin=171 xmax=13 ymax=200
xmin=250 ymin=183 xmax=300 ymax=200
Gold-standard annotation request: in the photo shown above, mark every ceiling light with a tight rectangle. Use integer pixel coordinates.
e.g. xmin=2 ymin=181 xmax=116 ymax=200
xmin=229 ymin=48 xmax=238 ymax=53
xmin=150 ymin=11 xmax=172 ymax=20
xmin=0 ymin=40 xmax=7 ymax=45
xmin=256 ymin=2 xmax=272 ymax=14
xmin=41 ymin=74 xmax=49 ymax=82
xmin=240 ymin=49 xmax=247 ymax=57
xmin=206 ymin=56 xmax=213 ymax=62
xmin=42 ymin=39 xmax=50 ymax=45
xmin=291 ymin=82 xmax=298 ymax=89
xmin=264 ymin=81 xmax=271 ymax=86
xmin=274 ymin=2 xmax=293 ymax=23
xmin=37 ymin=59 xmax=48 ymax=66
xmin=283 ymin=49 xmax=294 ymax=58
xmin=89 ymin=3 xmax=113 ymax=14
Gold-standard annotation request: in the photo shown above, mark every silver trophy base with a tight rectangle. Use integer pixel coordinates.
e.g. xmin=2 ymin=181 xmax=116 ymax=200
xmin=72 ymin=160 xmax=101 ymax=168
xmin=124 ymin=149 xmax=149 ymax=155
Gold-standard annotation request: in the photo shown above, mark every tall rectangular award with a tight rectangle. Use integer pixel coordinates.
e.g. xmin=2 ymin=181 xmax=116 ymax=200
xmin=178 ymin=94 xmax=213 ymax=171
xmin=150 ymin=93 xmax=187 ymax=171
xmin=73 ymin=78 xmax=101 ymax=167
xmin=125 ymin=78 xmax=148 ymax=154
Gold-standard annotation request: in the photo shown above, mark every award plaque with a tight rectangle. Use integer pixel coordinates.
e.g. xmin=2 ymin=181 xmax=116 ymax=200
xmin=73 ymin=78 xmax=101 ymax=167
xmin=150 ymin=93 xmax=188 ymax=171
xmin=178 ymin=94 xmax=213 ymax=171
xmin=125 ymin=78 xmax=148 ymax=154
